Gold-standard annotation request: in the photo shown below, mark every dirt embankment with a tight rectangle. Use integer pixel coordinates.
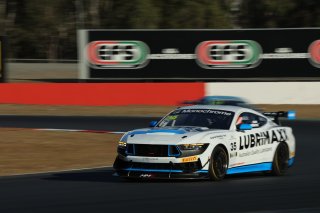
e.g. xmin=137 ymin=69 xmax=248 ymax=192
xmin=0 ymin=128 xmax=120 ymax=176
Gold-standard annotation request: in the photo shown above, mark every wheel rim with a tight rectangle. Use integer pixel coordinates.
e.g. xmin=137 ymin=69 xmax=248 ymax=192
xmin=277 ymin=143 xmax=289 ymax=171
xmin=213 ymin=149 xmax=228 ymax=178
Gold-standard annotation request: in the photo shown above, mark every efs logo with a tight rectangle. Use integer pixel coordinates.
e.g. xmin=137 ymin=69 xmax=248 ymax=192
xmin=196 ymin=40 xmax=262 ymax=69
xmin=308 ymin=40 xmax=320 ymax=68
xmin=86 ymin=40 xmax=149 ymax=69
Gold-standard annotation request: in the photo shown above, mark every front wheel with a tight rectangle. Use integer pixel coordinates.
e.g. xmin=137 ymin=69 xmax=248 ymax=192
xmin=272 ymin=143 xmax=289 ymax=176
xmin=209 ymin=146 xmax=228 ymax=181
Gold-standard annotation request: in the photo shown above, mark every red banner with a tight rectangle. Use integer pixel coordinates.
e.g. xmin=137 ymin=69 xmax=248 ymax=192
xmin=0 ymin=83 xmax=204 ymax=106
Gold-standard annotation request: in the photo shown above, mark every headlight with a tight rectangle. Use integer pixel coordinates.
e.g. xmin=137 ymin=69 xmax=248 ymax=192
xmin=179 ymin=143 xmax=207 ymax=150
xmin=117 ymin=141 xmax=127 ymax=156
xmin=118 ymin=141 xmax=127 ymax=148
xmin=178 ymin=143 xmax=209 ymax=157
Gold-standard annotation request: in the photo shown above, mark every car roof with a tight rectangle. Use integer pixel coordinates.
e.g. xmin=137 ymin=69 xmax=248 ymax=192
xmin=202 ymin=96 xmax=246 ymax=101
xmin=177 ymin=104 xmax=255 ymax=113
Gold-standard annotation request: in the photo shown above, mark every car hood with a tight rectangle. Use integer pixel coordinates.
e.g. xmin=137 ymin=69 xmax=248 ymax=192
xmin=124 ymin=127 xmax=229 ymax=145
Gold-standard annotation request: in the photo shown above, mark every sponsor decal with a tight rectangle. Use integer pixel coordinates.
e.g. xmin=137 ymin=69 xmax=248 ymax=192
xmin=308 ymin=40 xmax=320 ymax=68
xmin=167 ymin=115 xmax=178 ymax=120
xmin=239 ymin=147 xmax=272 ymax=157
xmin=161 ymin=48 xmax=180 ymax=54
xmin=181 ymin=156 xmax=198 ymax=163
xmin=174 ymin=109 xmax=233 ymax=116
xmin=195 ymin=40 xmax=262 ymax=69
xmin=230 ymin=152 xmax=237 ymax=158
xmin=86 ymin=40 xmax=149 ymax=69
xmin=210 ymin=135 xmax=226 ymax=140
xmin=262 ymin=47 xmax=308 ymax=59
xmin=139 ymin=174 xmax=152 ymax=178
xmin=238 ymin=129 xmax=288 ymax=151
xmin=274 ymin=47 xmax=293 ymax=53
xmin=140 ymin=157 xmax=159 ymax=162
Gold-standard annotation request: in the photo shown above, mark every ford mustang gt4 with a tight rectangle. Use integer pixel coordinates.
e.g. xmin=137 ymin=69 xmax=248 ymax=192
xmin=113 ymin=105 xmax=296 ymax=181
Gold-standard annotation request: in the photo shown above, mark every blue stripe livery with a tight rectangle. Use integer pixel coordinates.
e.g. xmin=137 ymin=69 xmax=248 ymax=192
xmin=122 ymin=157 xmax=295 ymax=175
xmin=227 ymin=162 xmax=272 ymax=174
xmin=288 ymin=157 xmax=294 ymax=166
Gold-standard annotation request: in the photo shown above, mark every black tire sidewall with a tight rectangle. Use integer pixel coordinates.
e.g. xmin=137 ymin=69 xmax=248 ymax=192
xmin=272 ymin=143 xmax=289 ymax=176
xmin=209 ymin=146 xmax=228 ymax=181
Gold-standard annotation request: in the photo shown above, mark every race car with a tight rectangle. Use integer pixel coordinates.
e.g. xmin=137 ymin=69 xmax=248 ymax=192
xmin=182 ymin=95 xmax=261 ymax=111
xmin=113 ymin=105 xmax=296 ymax=180
xmin=182 ymin=95 xmax=254 ymax=108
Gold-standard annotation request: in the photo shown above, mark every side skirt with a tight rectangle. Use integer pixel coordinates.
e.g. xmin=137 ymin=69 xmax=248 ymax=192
xmin=226 ymin=162 xmax=272 ymax=175
xmin=198 ymin=157 xmax=295 ymax=175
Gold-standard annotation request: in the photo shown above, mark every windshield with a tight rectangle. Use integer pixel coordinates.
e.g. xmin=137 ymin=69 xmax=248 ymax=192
xmin=157 ymin=109 xmax=234 ymax=130
xmin=202 ymin=100 xmax=243 ymax=105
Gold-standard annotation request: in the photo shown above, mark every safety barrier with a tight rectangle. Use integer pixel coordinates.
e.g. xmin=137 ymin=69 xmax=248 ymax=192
xmin=205 ymin=82 xmax=320 ymax=104
xmin=0 ymin=83 xmax=204 ymax=106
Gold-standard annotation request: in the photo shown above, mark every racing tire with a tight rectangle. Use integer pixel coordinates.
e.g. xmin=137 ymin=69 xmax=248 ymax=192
xmin=272 ymin=142 xmax=289 ymax=176
xmin=209 ymin=146 xmax=228 ymax=181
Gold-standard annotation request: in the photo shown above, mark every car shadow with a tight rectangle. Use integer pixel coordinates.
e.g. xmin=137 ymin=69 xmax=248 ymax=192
xmin=42 ymin=168 xmax=277 ymax=183
xmin=43 ymin=170 xmax=206 ymax=183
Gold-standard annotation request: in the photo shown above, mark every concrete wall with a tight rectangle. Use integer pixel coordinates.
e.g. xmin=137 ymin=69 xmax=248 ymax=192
xmin=7 ymin=63 xmax=77 ymax=81
xmin=205 ymin=82 xmax=320 ymax=104
xmin=5 ymin=62 xmax=320 ymax=105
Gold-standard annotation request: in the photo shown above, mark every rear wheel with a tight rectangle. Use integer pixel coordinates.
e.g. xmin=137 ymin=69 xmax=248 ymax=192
xmin=209 ymin=146 xmax=228 ymax=181
xmin=272 ymin=143 xmax=289 ymax=176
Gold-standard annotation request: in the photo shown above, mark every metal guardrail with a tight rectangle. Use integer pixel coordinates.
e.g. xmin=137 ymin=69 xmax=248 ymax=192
xmin=6 ymin=59 xmax=78 ymax=63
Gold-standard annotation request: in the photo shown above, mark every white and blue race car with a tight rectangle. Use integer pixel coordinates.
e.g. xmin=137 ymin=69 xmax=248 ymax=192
xmin=113 ymin=105 xmax=296 ymax=180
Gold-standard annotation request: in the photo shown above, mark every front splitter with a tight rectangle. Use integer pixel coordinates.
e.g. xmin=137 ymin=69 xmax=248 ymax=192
xmin=116 ymin=169 xmax=209 ymax=180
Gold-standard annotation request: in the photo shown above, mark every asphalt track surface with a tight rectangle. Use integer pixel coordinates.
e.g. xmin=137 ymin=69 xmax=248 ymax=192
xmin=0 ymin=116 xmax=320 ymax=213
xmin=0 ymin=115 xmax=159 ymax=131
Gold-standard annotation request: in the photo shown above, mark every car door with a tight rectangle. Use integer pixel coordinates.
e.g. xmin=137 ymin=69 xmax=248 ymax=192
xmin=232 ymin=112 xmax=268 ymax=167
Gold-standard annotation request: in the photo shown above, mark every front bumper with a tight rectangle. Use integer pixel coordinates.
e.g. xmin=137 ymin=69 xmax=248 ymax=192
xmin=113 ymin=156 xmax=209 ymax=179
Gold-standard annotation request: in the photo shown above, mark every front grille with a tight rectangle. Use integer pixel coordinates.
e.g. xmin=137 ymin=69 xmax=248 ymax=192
xmin=134 ymin=144 xmax=168 ymax=157
xmin=124 ymin=144 xmax=180 ymax=157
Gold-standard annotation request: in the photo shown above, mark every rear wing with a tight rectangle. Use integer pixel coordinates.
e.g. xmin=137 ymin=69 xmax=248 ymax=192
xmin=262 ymin=111 xmax=296 ymax=124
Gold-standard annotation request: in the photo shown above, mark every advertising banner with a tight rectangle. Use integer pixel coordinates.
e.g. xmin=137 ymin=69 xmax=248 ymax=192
xmin=78 ymin=29 xmax=320 ymax=81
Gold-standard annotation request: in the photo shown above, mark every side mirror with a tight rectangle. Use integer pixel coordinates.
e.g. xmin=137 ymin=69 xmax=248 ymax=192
xmin=237 ymin=124 xmax=252 ymax=131
xmin=287 ymin=110 xmax=296 ymax=120
xmin=149 ymin=121 xmax=158 ymax=127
